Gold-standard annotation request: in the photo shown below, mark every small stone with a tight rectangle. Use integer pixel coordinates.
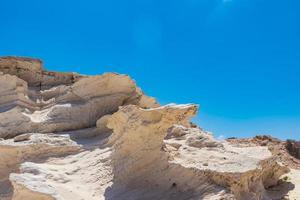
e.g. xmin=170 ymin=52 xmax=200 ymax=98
xmin=14 ymin=133 xmax=32 ymax=142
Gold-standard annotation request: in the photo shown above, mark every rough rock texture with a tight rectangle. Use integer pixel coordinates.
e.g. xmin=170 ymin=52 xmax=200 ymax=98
xmin=286 ymin=140 xmax=300 ymax=160
xmin=227 ymin=136 xmax=300 ymax=200
xmin=0 ymin=56 xmax=299 ymax=200
xmin=0 ymin=57 xmax=157 ymax=139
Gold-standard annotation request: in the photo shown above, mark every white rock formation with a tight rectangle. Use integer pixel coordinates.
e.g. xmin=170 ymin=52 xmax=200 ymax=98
xmin=0 ymin=57 xmax=157 ymax=138
xmin=0 ymin=56 xmax=298 ymax=200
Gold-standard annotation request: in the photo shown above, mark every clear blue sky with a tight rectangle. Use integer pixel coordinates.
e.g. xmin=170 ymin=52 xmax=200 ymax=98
xmin=1 ymin=0 xmax=299 ymax=139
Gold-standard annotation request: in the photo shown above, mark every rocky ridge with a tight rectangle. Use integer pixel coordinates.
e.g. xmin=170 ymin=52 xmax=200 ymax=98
xmin=0 ymin=56 xmax=299 ymax=200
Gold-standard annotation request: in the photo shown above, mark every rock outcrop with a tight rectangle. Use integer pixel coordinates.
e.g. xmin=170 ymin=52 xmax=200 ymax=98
xmin=0 ymin=57 xmax=157 ymax=139
xmin=0 ymin=56 xmax=299 ymax=200
xmin=286 ymin=140 xmax=300 ymax=159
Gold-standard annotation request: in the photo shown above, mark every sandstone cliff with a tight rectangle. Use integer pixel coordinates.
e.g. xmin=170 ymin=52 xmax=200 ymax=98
xmin=0 ymin=56 xmax=299 ymax=200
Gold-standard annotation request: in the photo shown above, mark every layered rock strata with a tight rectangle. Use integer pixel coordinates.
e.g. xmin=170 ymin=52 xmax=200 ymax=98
xmin=0 ymin=56 xmax=298 ymax=200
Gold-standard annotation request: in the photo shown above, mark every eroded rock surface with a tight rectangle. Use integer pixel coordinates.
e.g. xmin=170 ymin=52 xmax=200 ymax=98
xmin=0 ymin=56 xmax=298 ymax=200
xmin=0 ymin=57 xmax=157 ymax=139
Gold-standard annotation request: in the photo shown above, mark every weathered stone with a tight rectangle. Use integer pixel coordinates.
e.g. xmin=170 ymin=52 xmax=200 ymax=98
xmin=286 ymin=139 xmax=300 ymax=159
xmin=0 ymin=56 xmax=298 ymax=200
xmin=13 ymin=133 xmax=32 ymax=142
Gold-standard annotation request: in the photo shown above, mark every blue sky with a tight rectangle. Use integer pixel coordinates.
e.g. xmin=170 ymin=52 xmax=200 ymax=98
xmin=1 ymin=0 xmax=299 ymax=139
